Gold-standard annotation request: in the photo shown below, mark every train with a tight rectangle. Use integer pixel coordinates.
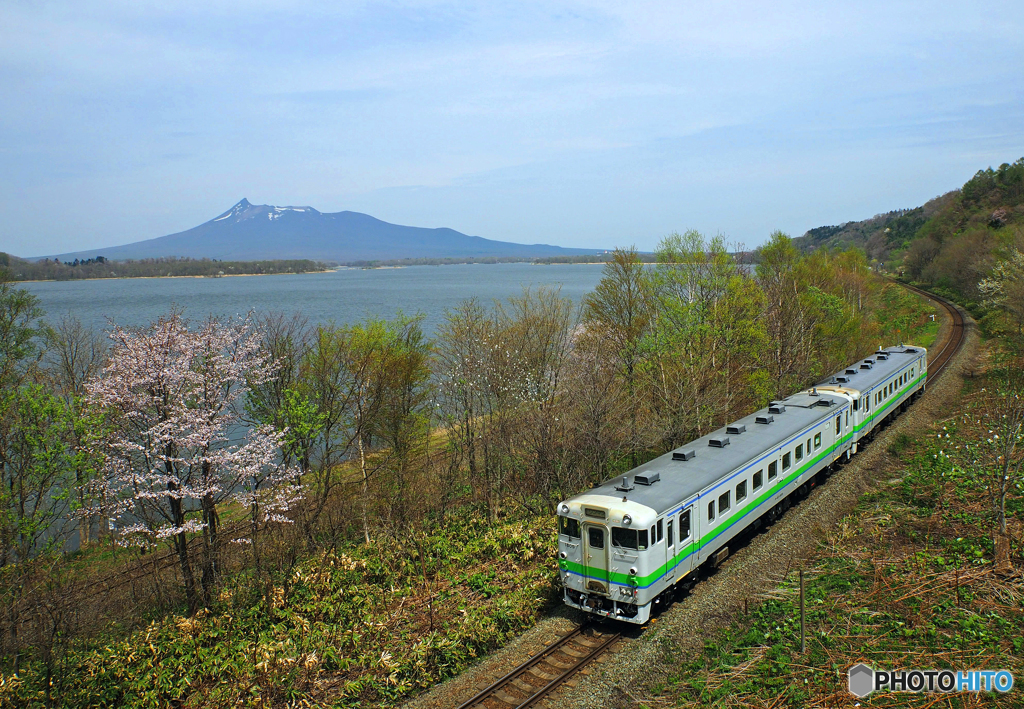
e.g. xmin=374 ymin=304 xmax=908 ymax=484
xmin=556 ymin=344 xmax=928 ymax=624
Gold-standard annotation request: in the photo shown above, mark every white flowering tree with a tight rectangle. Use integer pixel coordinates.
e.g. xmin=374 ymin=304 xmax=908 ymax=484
xmin=85 ymin=310 xmax=300 ymax=611
xmin=979 ymin=247 xmax=1024 ymax=339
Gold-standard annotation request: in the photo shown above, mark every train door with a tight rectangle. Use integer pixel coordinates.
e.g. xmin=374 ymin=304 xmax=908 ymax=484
xmin=582 ymin=523 xmax=610 ymax=593
xmin=676 ymin=506 xmax=694 ymax=578
xmin=665 ymin=517 xmax=676 ymax=582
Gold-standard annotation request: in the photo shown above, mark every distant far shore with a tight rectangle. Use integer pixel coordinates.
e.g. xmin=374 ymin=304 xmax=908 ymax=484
xmin=1 ymin=254 xmax=331 ymax=282
xmin=17 ymin=269 xmax=339 ymax=284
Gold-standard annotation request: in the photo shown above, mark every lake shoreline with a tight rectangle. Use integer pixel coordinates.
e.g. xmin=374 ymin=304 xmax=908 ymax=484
xmin=17 ymin=269 xmax=335 ymax=284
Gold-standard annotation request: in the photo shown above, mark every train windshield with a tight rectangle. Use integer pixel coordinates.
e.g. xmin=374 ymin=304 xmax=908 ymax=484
xmin=612 ymin=527 xmax=649 ymax=550
xmin=558 ymin=516 xmax=580 ymax=538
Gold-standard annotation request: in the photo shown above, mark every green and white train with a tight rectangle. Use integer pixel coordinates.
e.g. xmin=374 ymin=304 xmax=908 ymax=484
xmin=557 ymin=345 xmax=927 ymax=623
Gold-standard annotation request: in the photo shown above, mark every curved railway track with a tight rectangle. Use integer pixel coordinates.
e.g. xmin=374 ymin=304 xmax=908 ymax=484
xmin=455 ymin=623 xmax=621 ymax=709
xmin=453 ymin=282 xmax=967 ymax=709
xmin=900 ymin=282 xmax=967 ymax=383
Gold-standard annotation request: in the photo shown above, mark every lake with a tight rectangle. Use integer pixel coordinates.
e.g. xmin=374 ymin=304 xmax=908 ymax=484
xmin=19 ymin=263 xmax=608 ymax=335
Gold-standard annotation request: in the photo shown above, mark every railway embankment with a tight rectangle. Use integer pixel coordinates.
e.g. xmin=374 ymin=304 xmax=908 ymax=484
xmin=547 ymin=296 xmax=1021 ymax=706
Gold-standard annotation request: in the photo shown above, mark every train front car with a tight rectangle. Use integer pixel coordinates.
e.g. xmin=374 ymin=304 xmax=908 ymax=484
xmin=556 ymin=488 xmax=659 ymax=623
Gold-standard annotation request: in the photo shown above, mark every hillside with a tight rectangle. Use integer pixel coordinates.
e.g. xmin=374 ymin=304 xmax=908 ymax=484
xmin=34 ymin=199 xmax=599 ymax=264
xmin=795 ymin=157 xmax=1024 ymax=300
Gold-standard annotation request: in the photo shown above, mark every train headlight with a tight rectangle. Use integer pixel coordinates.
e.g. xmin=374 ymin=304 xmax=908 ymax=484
xmin=629 ymin=567 xmax=637 ymax=576
xmin=560 ymin=504 xmax=569 ymax=514
xmin=622 ymin=514 xmax=632 ymax=525
xmin=559 ymin=551 xmax=567 ymax=560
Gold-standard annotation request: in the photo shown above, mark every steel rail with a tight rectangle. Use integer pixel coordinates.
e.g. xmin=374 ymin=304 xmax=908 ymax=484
xmin=900 ymin=282 xmax=967 ymax=384
xmin=452 ymin=282 xmax=966 ymax=709
xmin=455 ymin=623 xmax=621 ymax=709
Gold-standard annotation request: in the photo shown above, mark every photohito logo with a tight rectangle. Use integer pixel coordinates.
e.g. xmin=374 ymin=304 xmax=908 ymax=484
xmin=848 ymin=664 xmax=1014 ymax=698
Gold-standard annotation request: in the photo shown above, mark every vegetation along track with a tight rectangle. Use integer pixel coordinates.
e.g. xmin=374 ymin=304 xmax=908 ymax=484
xmin=455 ymin=623 xmax=621 ymax=709
xmin=901 ymin=282 xmax=966 ymax=383
xmin=450 ymin=282 xmax=967 ymax=709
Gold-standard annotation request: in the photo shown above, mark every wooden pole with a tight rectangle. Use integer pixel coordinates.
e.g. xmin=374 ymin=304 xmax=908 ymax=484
xmin=799 ymin=569 xmax=806 ymax=653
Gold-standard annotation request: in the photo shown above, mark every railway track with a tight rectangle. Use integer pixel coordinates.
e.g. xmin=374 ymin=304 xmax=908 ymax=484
xmin=455 ymin=623 xmax=621 ymax=709
xmin=900 ymin=282 xmax=967 ymax=383
xmin=454 ymin=283 xmax=966 ymax=709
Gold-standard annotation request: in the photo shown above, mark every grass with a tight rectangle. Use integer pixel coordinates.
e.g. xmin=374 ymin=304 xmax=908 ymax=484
xmin=914 ymin=318 xmax=940 ymax=350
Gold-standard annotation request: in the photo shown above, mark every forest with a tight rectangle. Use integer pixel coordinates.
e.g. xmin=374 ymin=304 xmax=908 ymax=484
xmin=0 ymin=254 xmax=328 ymax=281
xmin=795 ymin=157 xmax=1024 ymax=315
xmin=0 ymin=231 xmax=935 ymax=707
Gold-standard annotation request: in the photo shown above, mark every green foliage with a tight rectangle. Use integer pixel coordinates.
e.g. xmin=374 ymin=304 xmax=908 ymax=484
xmin=0 ymin=513 xmax=559 ymax=708
xmin=875 ymin=283 xmax=930 ymax=344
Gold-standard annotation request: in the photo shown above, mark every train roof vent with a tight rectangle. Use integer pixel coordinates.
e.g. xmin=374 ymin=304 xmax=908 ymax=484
xmin=614 ymin=476 xmax=634 ymax=492
xmin=864 ymin=358 xmax=874 ymax=365
xmin=672 ymin=449 xmax=696 ymax=461
xmin=726 ymin=424 xmax=746 ymax=435
xmin=845 ymin=369 xmax=857 ymax=375
xmin=903 ymin=347 xmax=918 ymax=353
xmin=768 ymin=403 xmax=786 ymax=414
xmin=708 ymin=436 xmax=731 ymax=448
xmin=816 ymin=398 xmax=836 ymax=407
xmin=860 ymin=363 xmax=873 ymax=369
xmin=755 ymin=414 xmax=774 ymax=424
xmin=876 ymin=353 xmax=889 ymax=360
xmin=634 ymin=471 xmax=661 ymax=486
xmin=836 ymin=376 xmax=849 ymax=383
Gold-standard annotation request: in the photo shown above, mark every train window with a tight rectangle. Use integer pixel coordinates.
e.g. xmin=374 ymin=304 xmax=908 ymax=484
xmin=708 ymin=500 xmax=716 ymax=522
xmin=612 ymin=527 xmax=639 ymax=549
xmin=753 ymin=470 xmax=763 ymax=490
xmin=736 ymin=480 xmax=747 ymax=502
xmin=638 ymin=529 xmax=649 ymax=549
xmin=814 ymin=432 xmax=821 ymax=449
xmin=865 ymin=396 xmax=870 ymax=412
xmin=795 ymin=444 xmax=803 ymax=461
xmin=768 ymin=461 xmax=778 ymax=480
xmin=782 ymin=452 xmax=791 ymax=470
xmin=846 ymin=410 xmax=849 ymax=428
xmin=588 ymin=527 xmax=605 ymax=549
xmin=667 ymin=520 xmax=674 ymax=546
xmin=650 ymin=524 xmax=657 ymax=542
xmin=559 ymin=516 xmax=581 ymax=538
xmin=835 ymin=415 xmax=841 ymax=435
xmin=679 ymin=511 xmax=691 ymax=541
xmin=719 ymin=491 xmax=730 ymax=512
xmin=657 ymin=519 xmax=664 ymax=543
xmin=806 ymin=438 xmax=811 ymax=454
xmin=853 ymin=399 xmax=859 ymax=411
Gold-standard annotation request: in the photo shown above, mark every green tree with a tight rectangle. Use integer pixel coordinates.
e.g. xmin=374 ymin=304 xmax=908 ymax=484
xmin=582 ymin=247 xmax=652 ymax=466
xmin=646 ymin=231 xmax=765 ymax=445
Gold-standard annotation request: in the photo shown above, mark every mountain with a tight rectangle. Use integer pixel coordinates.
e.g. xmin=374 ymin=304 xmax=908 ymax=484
xmin=793 ymin=157 xmax=1024 ymax=301
xmin=37 ymin=199 xmax=599 ymax=263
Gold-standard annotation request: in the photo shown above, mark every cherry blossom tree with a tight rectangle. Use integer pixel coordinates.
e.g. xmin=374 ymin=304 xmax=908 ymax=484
xmin=85 ymin=310 xmax=300 ymax=612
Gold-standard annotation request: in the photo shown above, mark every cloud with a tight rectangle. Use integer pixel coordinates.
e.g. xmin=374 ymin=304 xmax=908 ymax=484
xmin=0 ymin=1 xmax=1022 ymax=255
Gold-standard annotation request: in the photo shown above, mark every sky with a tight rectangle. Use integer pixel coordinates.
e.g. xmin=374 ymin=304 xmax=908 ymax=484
xmin=1 ymin=1 xmax=1023 ymax=257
